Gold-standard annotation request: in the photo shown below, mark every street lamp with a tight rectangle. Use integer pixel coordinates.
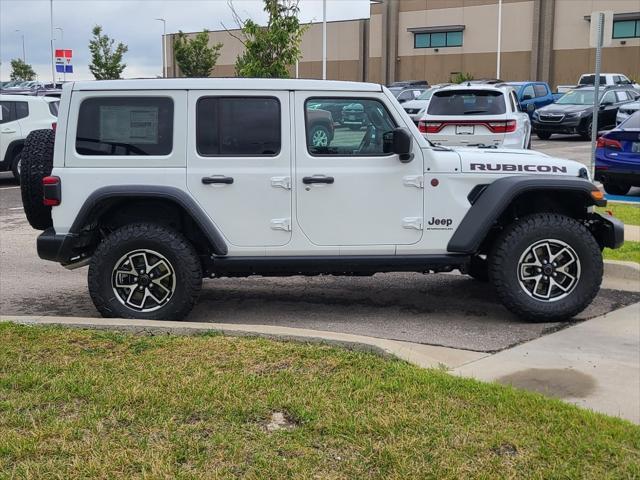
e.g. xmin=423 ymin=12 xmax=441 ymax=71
xmin=155 ymin=18 xmax=167 ymax=78
xmin=15 ymin=30 xmax=25 ymax=62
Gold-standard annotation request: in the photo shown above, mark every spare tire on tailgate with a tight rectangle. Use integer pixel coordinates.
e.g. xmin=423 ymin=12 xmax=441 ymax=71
xmin=20 ymin=129 xmax=55 ymax=230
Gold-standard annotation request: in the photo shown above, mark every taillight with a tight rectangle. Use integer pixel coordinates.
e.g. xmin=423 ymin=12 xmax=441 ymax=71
xmin=418 ymin=121 xmax=443 ymax=134
xmin=487 ymin=120 xmax=517 ymax=133
xmin=42 ymin=176 xmax=61 ymax=206
xmin=51 ymin=122 xmax=57 ymax=131
xmin=596 ymin=137 xmax=621 ymax=150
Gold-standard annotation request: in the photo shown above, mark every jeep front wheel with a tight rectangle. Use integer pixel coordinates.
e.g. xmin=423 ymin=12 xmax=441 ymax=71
xmin=488 ymin=213 xmax=602 ymax=322
xmin=88 ymin=223 xmax=202 ymax=320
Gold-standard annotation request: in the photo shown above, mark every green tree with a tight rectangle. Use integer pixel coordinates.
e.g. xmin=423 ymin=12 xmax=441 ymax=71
xmin=173 ymin=31 xmax=222 ymax=77
xmin=88 ymin=25 xmax=128 ymax=80
xmin=9 ymin=58 xmax=36 ymax=81
xmin=450 ymin=72 xmax=474 ymax=84
xmin=231 ymin=0 xmax=308 ymax=78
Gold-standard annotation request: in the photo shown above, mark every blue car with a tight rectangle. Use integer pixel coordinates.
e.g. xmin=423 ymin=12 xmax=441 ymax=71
xmin=507 ymin=81 xmax=555 ymax=118
xmin=595 ymin=111 xmax=640 ymax=196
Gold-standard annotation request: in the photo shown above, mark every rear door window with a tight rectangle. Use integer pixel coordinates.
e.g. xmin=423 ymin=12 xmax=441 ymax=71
xmin=0 ymin=102 xmax=14 ymax=124
xmin=14 ymin=102 xmax=29 ymax=120
xmin=427 ymin=90 xmax=506 ymax=115
xmin=75 ymin=97 xmax=173 ymax=156
xmin=196 ymin=97 xmax=280 ymax=156
xmin=533 ymin=84 xmax=548 ymax=97
xmin=521 ymin=85 xmax=535 ymax=99
xmin=48 ymin=101 xmax=59 ymax=116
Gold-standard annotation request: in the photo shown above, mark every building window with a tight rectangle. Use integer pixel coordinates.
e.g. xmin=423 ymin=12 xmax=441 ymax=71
xmin=612 ymin=19 xmax=640 ymax=39
xmin=414 ymin=30 xmax=463 ymax=48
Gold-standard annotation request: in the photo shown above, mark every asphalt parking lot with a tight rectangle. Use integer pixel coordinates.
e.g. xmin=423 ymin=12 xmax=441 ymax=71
xmin=1 ymin=136 xmax=638 ymax=353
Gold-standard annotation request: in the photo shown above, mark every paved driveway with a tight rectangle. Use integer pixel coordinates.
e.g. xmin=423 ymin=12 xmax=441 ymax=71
xmin=2 ymin=170 xmax=637 ymax=353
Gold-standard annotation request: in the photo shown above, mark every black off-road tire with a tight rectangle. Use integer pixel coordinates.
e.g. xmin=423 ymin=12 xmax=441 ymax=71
xmin=88 ymin=223 xmax=203 ymax=320
xmin=602 ymin=181 xmax=631 ymax=196
xmin=536 ymin=131 xmax=552 ymax=140
xmin=20 ymin=129 xmax=55 ymax=230
xmin=11 ymin=150 xmax=22 ymax=182
xmin=488 ymin=213 xmax=603 ymax=322
xmin=467 ymin=256 xmax=489 ymax=282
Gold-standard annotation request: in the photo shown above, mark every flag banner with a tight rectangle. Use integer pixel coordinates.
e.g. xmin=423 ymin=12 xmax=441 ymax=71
xmin=56 ymin=64 xmax=73 ymax=73
xmin=55 ymin=49 xmax=72 ymax=58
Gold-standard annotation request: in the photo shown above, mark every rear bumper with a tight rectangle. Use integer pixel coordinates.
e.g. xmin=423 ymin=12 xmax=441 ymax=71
xmin=594 ymin=167 xmax=640 ymax=186
xmin=37 ymin=228 xmax=79 ymax=265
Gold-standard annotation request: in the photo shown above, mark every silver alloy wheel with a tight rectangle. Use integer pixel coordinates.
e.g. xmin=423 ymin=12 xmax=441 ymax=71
xmin=312 ymin=127 xmax=329 ymax=147
xmin=111 ymin=249 xmax=176 ymax=312
xmin=517 ymin=239 xmax=581 ymax=302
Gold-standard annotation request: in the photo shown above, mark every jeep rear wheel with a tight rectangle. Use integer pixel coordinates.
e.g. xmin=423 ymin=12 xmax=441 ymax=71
xmin=88 ymin=223 xmax=202 ymax=320
xmin=20 ymin=129 xmax=55 ymax=230
xmin=488 ymin=213 xmax=602 ymax=322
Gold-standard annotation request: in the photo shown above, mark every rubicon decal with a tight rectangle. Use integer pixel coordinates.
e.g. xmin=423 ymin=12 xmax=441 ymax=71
xmin=470 ymin=163 xmax=568 ymax=173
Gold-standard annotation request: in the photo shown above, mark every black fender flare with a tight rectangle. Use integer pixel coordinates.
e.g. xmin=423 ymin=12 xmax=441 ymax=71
xmin=1 ymin=139 xmax=25 ymax=169
xmin=70 ymin=185 xmax=228 ymax=255
xmin=447 ymin=176 xmax=605 ymax=254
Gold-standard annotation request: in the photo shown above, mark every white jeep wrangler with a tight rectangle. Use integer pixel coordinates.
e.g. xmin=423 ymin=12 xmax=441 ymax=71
xmin=20 ymin=79 xmax=623 ymax=322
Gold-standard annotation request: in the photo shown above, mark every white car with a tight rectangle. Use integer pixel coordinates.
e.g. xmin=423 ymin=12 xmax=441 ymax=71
xmin=0 ymin=94 xmax=59 ymax=180
xmin=18 ymin=78 xmax=622 ymax=322
xmin=418 ymin=84 xmax=531 ymax=149
xmin=617 ymin=101 xmax=640 ymax=125
xmin=402 ymin=85 xmax=449 ymax=125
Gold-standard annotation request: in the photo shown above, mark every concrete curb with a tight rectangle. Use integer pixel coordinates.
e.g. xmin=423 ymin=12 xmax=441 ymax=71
xmin=603 ymin=260 xmax=640 ymax=292
xmin=0 ymin=315 xmax=488 ymax=370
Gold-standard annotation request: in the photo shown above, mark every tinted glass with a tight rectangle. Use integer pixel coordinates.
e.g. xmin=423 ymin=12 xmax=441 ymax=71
xmin=533 ymin=84 xmax=548 ymax=97
xmin=15 ymin=102 xmax=28 ymax=120
xmin=521 ymin=85 xmax=535 ymax=99
xmin=417 ymin=89 xmax=435 ymax=100
xmin=0 ymin=102 xmax=13 ymax=124
xmin=76 ymin=97 xmax=173 ymax=156
xmin=430 ymin=32 xmax=446 ymax=47
xmin=415 ymin=33 xmax=429 ymax=48
xmin=197 ymin=97 xmax=280 ymax=156
xmin=48 ymin=101 xmax=59 ymax=116
xmin=557 ymin=90 xmax=595 ymax=105
xmin=579 ymin=75 xmax=605 ymax=85
xmin=305 ymin=98 xmax=396 ymax=156
xmin=602 ymin=91 xmax=616 ymax=104
xmin=613 ymin=20 xmax=638 ymax=38
xmin=427 ymin=90 xmax=506 ymax=115
xmin=446 ymin=31 xmax=463 ymax=46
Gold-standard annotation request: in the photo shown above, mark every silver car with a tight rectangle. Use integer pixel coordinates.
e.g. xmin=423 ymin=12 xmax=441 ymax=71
xmin=617 ymin=101 xmax=640 ymax=125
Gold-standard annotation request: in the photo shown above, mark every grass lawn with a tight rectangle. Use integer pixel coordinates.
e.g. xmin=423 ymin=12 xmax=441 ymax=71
xmin=1 ymin=324 xmax=639 ymax=479
xmin=597 ymin=203 xmax=640 ymax=226
xmin=604 ymin=241 xmax=640 ymax=264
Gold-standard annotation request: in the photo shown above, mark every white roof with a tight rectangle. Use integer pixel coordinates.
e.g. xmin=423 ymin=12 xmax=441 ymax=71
xmin=0 ymin=93 xmax=58 ymax=103
xmin=435 ymin=83 xmax=514 ymax=93
xmin=71 ymin=78 xmax=383 ymax=92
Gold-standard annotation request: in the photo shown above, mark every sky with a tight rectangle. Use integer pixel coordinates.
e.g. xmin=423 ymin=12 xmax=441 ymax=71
xmin=0 ymin=0 xmax=370 ymax=81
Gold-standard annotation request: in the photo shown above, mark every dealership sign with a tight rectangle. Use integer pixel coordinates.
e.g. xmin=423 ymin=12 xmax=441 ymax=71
xmin=55 ymin=49 xmax=73 ymax=74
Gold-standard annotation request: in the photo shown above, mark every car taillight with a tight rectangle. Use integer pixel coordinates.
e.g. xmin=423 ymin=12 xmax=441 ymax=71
xmin=418 ymin=121 xmax=443 ymax=134
xmin=487 ymin=120 xmax=517 ymax=133
xmin=51 ymin=122 xmax=57 ymax=131
xmin=596 ymin=137 xmax=622 ymax=150
xmin=42 ymin=176 xmax=61 ymax=206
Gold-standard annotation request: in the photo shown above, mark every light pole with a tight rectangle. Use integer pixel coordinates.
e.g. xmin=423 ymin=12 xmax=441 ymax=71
xmin=496 ymin=0 xmax=503 ymax=79
xmin=322 ymin=0 xmax=327 ymax=80
xmin=50 ymin=0 xmax=55 ymax=84
xmin=155 ymin=18 xmax=166 ymax=78
xmin=15 ymin=30 xmax=25 ymax=62
xmin=55 ymin=27 xmax=64 ymax=82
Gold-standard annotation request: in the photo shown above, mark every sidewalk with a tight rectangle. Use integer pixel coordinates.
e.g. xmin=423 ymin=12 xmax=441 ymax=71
xmin=454 ymin=303 xmax=640 ymax=423
xmin=625 ymin=224 xmax=640 ymax=242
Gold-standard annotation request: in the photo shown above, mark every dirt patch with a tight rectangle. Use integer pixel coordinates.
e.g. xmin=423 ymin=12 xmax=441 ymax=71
xmin=263 ymin=411 xmax=297 ymax=432
xmin=497 ymin=368 xmax=596 ymax=399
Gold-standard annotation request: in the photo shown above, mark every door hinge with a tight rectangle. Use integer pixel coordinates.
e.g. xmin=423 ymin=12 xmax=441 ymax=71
xmin=271 ymin=176 xmax=291 ymax=190
xmin=403 ymin=175 xmax=424 ymax=188
xmin=270 ymin=218 xmax=291 ymax=232
xmin=402 ymin=217 xmax=423 ymax=230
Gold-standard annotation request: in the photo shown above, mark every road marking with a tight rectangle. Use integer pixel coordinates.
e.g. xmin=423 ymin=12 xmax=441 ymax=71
xmin=0 ymin=186 xmax=20 ymax=190
xmin=9 ymin=207 xmax=23 ymax=211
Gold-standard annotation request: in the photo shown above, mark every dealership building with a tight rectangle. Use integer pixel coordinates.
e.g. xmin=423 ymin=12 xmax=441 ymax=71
xmin=164 ymin=0 xmax=640 ymax=89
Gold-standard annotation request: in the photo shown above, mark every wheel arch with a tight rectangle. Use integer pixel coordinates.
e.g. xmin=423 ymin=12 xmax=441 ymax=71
xmin=1 ymin=139 xmax=25 ymax=169
xmin=448 ymin=176 xmax=606 ymax=254
xmin=70 ymin=185 xmax=228 ymax=256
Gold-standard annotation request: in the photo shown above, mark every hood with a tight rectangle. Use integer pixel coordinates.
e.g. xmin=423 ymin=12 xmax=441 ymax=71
xmin=538 ymin=103 xmax=590 ymax=114
xmin=456 ymin=148 xmax=585 ymax=176
xmin=402 ymin=99 xmax=429 ymax=110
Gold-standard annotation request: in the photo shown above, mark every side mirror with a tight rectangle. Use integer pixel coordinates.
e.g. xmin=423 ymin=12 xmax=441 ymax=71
xmin=384 ymin=128 xmax=413 ymax=162
xmin=522 ymin=94 xmax=533 ymax=101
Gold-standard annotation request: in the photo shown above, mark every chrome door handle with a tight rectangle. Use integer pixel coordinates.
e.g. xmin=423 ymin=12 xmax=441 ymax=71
xmin=202 ymin=176 xmax=234 ymax=185
xmin=302 ymin=175 xmax=334 ymax=185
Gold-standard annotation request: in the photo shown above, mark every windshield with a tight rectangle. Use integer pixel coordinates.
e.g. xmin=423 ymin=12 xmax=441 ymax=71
xmin=417 ymin=89 xmax=435 ymax=100
xmin=621 ymin=111 xmax=640 ymax=129
xmin=388 ymin=87 xmax=403 ymax=98
xmin=427 ymin=90 xmax=506 ymax=115
xmin=579 ymin=75 xmax=605 ymax=85
xmin=556 ymin=90 xmax=597 ymax=105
